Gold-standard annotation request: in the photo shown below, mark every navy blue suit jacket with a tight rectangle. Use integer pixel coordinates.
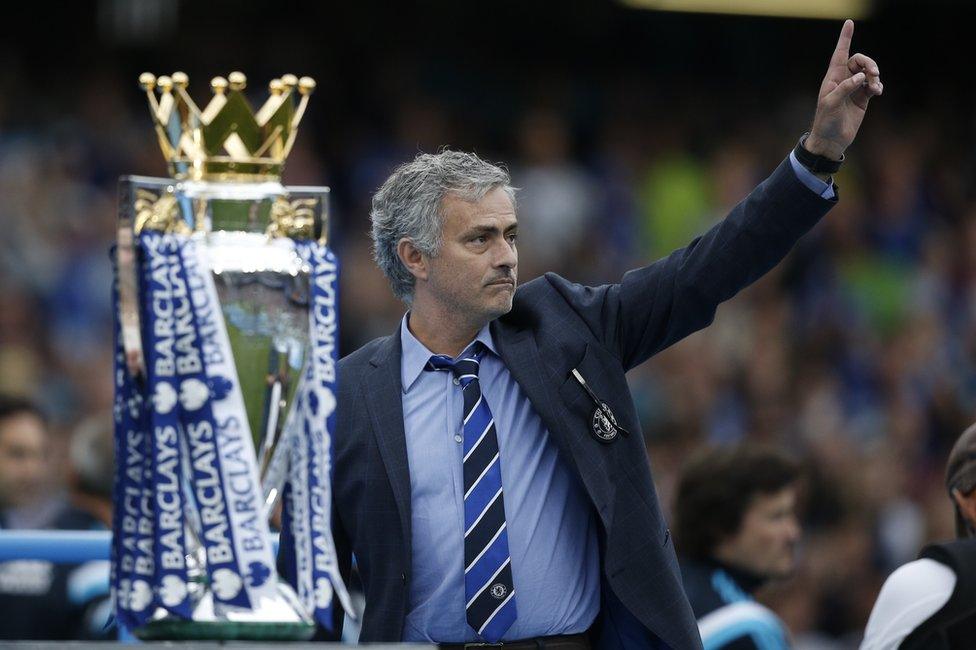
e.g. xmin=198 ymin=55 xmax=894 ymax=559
xmin=329 ymin=157 xmax=835 ymax=648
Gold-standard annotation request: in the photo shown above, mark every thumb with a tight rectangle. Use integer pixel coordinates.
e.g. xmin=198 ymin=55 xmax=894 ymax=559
xmin=825 ymin=72 xmax=865 ymax=105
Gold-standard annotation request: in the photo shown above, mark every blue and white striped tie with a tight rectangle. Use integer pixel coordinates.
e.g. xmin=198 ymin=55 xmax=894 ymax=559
xmin=426 ymin=343 xmax=517 ymax=642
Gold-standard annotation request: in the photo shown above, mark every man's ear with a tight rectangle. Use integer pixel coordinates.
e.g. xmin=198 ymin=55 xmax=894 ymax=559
xmin=397 ymin=238 xmax=428 ymax=282
xmin=952 ymin=488 xmax=976 ymax=528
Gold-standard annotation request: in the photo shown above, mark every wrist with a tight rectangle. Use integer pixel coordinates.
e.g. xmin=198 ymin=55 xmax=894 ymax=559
xmin=803 ymin=133 xmax=845 ymax=161
xmin=793 ymin=133 xmax=844 ymax=179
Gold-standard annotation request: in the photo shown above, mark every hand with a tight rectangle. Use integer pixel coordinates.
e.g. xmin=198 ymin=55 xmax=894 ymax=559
xmin=805 ymin=20 xmax=883 ymax=160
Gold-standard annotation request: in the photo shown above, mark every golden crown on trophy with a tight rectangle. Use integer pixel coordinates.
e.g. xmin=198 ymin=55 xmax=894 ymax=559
xmin=139 ymin=71 xmax=315 ymax=182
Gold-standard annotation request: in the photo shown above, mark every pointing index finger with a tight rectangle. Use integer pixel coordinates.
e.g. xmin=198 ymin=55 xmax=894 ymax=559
xmin=831 ymin=19 xmax=855 ymax=67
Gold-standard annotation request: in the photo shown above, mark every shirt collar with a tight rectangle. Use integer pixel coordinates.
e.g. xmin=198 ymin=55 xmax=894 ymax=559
xmin=399 ymin=313 xmax=497 ymax=394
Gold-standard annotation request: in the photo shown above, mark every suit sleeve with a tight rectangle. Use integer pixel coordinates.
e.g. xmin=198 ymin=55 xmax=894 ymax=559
xmin=546 ymin=155 xmax=835 ymax=371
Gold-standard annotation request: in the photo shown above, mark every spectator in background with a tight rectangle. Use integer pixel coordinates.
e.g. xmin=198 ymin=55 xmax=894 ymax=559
xmin=513 ymin=108 xmax=598 ymax=279
xmin=64 ymin=414 xmax=114 ymax=639
xmin=67 ymin=414 xmax=114 ymax=528
xmin=674 ymin=444 xmax=802 ymax=649
xmin=0 ymin=396 xmax=110 ymax=640
xmin=860 ymin=424 xmax=976 ymax=649
xmin=0 ymin=395 xmax=58 ymax=529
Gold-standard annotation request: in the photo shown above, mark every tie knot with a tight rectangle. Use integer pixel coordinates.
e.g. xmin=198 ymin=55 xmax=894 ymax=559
xmin=425 ymin=342 xmax=485 ymax=386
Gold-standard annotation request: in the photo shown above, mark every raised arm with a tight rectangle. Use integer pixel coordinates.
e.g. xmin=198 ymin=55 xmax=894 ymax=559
xmin=546 ymin=20 xmax=883 ymax=370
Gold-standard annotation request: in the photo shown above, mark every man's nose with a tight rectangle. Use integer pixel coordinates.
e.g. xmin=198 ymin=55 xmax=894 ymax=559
xmin=492 ymin=238 xmax=517 ymax=268
xmin=785 ymin=517 xmax=801 ymax=542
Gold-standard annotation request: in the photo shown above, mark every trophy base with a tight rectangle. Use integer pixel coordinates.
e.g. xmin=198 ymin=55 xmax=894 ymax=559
xmin=134 ymin=619 xmax=316 ymax=641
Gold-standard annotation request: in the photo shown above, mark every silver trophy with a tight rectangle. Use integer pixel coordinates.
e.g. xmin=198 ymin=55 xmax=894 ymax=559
xmin=111 ymin=71 xmax=347 ymax=640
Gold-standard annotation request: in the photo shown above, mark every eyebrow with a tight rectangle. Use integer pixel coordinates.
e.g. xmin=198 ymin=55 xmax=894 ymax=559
xmin=462 ymin=223 xmax=518 ymax=237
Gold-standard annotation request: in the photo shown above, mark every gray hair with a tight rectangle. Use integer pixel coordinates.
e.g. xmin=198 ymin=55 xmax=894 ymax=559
xmin=370 ymin=149 xmax=515 ymax=303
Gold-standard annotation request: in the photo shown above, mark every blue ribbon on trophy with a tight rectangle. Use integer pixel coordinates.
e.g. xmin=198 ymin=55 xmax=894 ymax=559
xmin=278 ymin=241 xmax=353 ymax=630
xmin=179 ymin=236 xmax=281 ymax=612
xmin=112 ymin=266 xmax=137 ymax=629
xmin=144 ymin=230 xmax=252 ymax=612
xmin=110 ymin=70 xmax=353 ymax=639
xmin=112 ymin=260 xmax=156 ymax=627
xmin=139 ymin=231 xmax=201 ymax=617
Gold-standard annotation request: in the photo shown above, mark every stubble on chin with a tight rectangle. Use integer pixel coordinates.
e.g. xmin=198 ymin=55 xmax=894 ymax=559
xmin=488 ymin=284 xmax=516 ymax=319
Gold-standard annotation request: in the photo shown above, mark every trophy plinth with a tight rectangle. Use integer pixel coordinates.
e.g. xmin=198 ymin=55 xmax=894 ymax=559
xmin=134 ymin=582 xmax=314 ymax=641
xmin=111 ymin=72 xmax=350 ymax=641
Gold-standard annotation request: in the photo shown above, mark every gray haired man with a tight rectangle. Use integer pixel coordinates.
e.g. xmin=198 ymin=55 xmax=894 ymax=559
xmin=325 ymin=20 xmax=882 ymax=649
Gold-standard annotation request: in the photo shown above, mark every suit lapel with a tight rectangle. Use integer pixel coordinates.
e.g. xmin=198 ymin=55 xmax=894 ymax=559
xmin=490 ymin=318 xmax=614 ymax=525
xmin=490 ymin=320 xmax=558 ymax=420
xmin=362 ymin=332 xmax=412 ymax=559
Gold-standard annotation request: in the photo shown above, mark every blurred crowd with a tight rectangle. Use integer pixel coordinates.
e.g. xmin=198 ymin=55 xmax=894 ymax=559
xmin=1 ymin=14 xmax=975 ymax=647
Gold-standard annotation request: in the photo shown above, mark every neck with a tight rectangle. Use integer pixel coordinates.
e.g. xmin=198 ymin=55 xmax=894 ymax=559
xmin=408 ymin=294 xmax=485 ymax=357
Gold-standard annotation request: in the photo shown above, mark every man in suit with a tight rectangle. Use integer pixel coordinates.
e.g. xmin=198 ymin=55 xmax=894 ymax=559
xmin=329 ymin=20 xmax=882 ymax=649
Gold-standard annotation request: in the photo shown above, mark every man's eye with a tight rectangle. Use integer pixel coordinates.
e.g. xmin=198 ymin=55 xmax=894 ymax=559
xmin=472 ymin=236 xmax=487 ymax=244
xmin=507 ymin=233 xmax=518 ymax=243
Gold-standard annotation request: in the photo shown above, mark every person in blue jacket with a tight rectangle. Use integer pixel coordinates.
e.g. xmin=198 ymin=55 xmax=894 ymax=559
xmin=674 ymin=445 xmax=801 ymax=650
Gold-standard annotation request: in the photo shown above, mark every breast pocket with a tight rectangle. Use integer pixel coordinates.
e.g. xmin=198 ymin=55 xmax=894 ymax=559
xmin=556 ymin=344 xmax=637 ymax=451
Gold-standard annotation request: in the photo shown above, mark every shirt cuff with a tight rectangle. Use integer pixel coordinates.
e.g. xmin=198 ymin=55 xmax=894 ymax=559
xmin=789 ymin=150 xmax=836 ymax=200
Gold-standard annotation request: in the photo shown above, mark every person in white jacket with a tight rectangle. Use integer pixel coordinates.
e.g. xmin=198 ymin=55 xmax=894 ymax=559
xmin=860 ymin=425 xmax=976 ymax=649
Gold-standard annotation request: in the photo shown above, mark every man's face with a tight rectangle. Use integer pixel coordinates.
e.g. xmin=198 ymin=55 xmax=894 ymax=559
xmin=716 ymin=487 xmax=801 ymax=579
xmin=0 ymin=413 xmax=49 ymax=510
xmin=952 ymin=486 xmax=976 ymax=537
xmin=423 ymin=187 xmax=518 ymax=324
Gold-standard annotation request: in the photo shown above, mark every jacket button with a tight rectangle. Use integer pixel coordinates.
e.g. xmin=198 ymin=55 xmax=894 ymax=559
xmin=400 ymin=572 xmax=406 ymax=582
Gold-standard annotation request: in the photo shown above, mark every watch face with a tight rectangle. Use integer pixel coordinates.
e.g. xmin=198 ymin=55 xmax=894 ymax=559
xmin=591 ymin=404 xmax=618 ymax=442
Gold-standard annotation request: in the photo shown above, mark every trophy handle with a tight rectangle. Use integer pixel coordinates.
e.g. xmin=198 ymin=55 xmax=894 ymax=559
xmin=117 ymin=176 xmax=172 ymax=379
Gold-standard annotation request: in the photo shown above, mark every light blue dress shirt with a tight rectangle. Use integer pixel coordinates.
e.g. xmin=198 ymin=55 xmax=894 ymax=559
xmin=396 ymin=158 xmax=831 ymax=643
xmin=399 ymin=316 xmax=601 ymax=643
